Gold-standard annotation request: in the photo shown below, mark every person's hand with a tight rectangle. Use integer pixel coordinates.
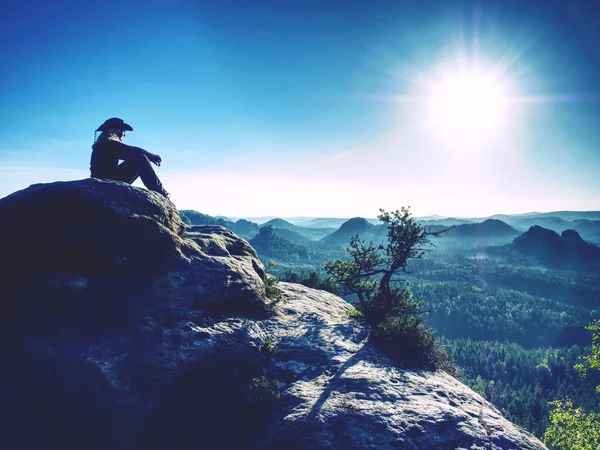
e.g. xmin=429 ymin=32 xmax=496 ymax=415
xmin=150 ymin=154 xmax=162 ymax=167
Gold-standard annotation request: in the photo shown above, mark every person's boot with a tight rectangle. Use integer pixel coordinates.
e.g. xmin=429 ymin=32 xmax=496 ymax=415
xmin=156 ymin=188 xmax=170 ymax=199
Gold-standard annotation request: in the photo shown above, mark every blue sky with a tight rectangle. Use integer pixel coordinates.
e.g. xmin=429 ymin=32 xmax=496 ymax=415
xmin=1 ymin=0 xmax=599 ymax=217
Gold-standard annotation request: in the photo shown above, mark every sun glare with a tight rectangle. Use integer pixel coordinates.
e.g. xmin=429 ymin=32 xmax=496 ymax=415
xmin=426 ymin=68 xmax=510 ymax=145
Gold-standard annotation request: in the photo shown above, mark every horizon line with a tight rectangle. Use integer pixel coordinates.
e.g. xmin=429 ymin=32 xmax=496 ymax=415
xmin=186 ymin=209 xmax=600 ymax=222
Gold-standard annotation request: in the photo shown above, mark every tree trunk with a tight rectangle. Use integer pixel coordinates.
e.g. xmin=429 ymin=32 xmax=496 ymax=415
xmin=380 ymin=271 xmax=392 ymax=299
xmin=357 ymin=290 xmax=366 ymax=310
xmin=380 ymin=270 xmax=393 ymax=315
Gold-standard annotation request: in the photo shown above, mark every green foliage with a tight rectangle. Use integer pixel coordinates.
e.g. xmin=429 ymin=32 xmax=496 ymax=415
xmin=263 ymin=261 xmax=284 ymax=311
xmin=247 ymin=371 xmax=281 ymax=407
xmin=325 ymin=207 xmax=446 ymax=318
xmin=543 ymin=322 xmax=600 ymax=448
xmin=179 ymin=210 xmax=215 ymax=226
xmin=445 ymin=338 xmax=600 ymax=437
xmin=361 ymin=286 xmax=426 ymax=326
xmin=179 ymin=210 xmax=259 ymax=239
xmin=260 ymin=336 xmax=280 ymax=356
xmin=324 ymin=207 xmax=451 ymax=370
xmin=413 ymin=280 xmax=590 ymax=347
xmin=407 ymin=254 xmax=600 ymax=310
xmin=372 ymin=314 xmax=454 ymax=372
xmin=575 ymin=320 xmax=600 ymax=392
xmin=264 ymin=273 xmax=283 ymax=300
xmin=279 ymin=269 xmax=341 ymax=295
xmin=324 ymin=235 xmax=385 ymax=306
xmin=348 ymin=307 xmax=366 ymax=322
xmin=543 ymin=399 xmax=600 ymax=450
xmin=462 ymin=375 xmax=486 ymax=398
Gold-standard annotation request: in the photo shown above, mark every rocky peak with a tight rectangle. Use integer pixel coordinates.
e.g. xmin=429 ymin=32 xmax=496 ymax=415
xmin=339 ymin=216 xmax=375 ymax=232
xmin=0 ymin=179 xmax=546 ymax=449
xmin=512 ymin=224 xmax=600 ymax=269
xmin=561 ymin=228 xmax=584 ymax=243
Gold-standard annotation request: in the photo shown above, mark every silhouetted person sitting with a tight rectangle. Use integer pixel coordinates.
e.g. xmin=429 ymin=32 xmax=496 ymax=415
xmin=90 ymin=117 xmax=169 ymax=198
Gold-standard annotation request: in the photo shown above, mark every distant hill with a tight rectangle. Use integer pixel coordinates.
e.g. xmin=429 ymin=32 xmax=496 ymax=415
xmin=320 ymin=217 xmax=385 ymax=247
xmin=180 ymin=210 xmax=259 ymax=240
xmin=249 ymin=226 xmax=309 ymax=260
xmin=262 ymin=218 xmax=297 ymax=231
xmin=235 ymin=216 xmax=322 ymax=226
xmin=574 ymin=220 xmax=600 ymax=244
xmin=420 ymin=218 xmax=474 ymax=227
xmin=572 ymin=219 xmax=590 ymax=226
xmin=511 ymin=225 xmax=600 ymax=270
xmin=486 ymin=213 xmax=540 ymax=221
xmin=422 ymin=220 xmax=521 ymax=247
xmin=261 ymin=218 xmax=335 ymax=241
xmin=269 ymin=228 xmax=315 ymax=247
xmin=286 ymin=217 xmax=347 ymax=229
xmin=447 ymin=219 xmax=521 ymax=239
xmin=231 ymin=216 xmax=280 ymax=225
xmin=525 ymin=211 xmax=600 ymax=221
xmin=507 ymin=216 xmax=573 ymax=233
xmin=180 ymin=210 xmax=223 ymax=226
xmin=180 ymin=210 xmax=600 ymax=245
xmin=232 ymin=219 xmax=258 ymax=239
xmin=483 ymin=211 xmax=600 ymax=222
xmin=421 ymin=224 xmax=450 ymax=234
xmin=417 ymin=214 xmax=448 ymax=221
xmin=318 ymin=218 xmax=519 ymax=248
xmin=301 ymin=217 xmax=379 ymax=229
xmin=470 ymin=212 xmax=600 ymax=232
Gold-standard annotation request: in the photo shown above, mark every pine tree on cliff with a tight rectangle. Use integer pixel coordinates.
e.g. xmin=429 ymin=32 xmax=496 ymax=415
xmin=325 ymin=207 xmax=453 ymax=370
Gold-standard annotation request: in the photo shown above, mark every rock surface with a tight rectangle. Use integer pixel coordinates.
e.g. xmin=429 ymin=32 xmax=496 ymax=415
xmin=0 ymin=180 xmax=546 ymax=450
xmin=265 ymin=284 xmax=545 ymax=450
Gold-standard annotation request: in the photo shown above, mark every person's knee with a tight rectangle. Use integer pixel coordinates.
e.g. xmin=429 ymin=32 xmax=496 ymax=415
xmin=140 ymin=154 xmax=152 ymax=167
xmin=126 ymin=153 xmax=151 ymax=167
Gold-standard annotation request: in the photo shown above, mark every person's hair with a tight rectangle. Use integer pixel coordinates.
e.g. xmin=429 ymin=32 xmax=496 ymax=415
xmin=93 ymin=128 xmax=125 ymax=149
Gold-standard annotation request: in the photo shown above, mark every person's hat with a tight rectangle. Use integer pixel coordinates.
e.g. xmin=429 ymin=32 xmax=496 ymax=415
xmin=95 ymin=117 xmax=133 ymax=132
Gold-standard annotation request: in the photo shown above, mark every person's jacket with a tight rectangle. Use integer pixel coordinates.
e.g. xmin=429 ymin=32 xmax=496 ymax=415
xmin=90 ymin=140 xmax=155 ymax=179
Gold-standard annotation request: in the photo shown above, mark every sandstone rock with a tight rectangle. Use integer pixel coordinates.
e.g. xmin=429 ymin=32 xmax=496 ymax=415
xmin=0 ymin=178 xmax=187 ymax=275
xmin=264 ymin=284 xmax=545 ymax=450
xmin=0 ymin=179 xmax=268 ymax=318
xmin=0 ymin=180 xmax=546 ymax=450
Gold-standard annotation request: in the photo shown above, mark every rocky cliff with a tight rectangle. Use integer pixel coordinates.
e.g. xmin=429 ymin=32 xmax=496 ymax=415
xmin=0 ymin=179 xmax=546 ymax=450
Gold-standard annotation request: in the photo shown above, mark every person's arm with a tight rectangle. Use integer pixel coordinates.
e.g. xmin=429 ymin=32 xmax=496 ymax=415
xmin=117 ymin=142 xmax=162 ymax=166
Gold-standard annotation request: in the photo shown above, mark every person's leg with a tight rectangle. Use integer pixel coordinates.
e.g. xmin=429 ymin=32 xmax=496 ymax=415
xmin=118 ymin=154 xmax=168 ymax=196
xmin=113 ymin=161 xmax=140 ymax=184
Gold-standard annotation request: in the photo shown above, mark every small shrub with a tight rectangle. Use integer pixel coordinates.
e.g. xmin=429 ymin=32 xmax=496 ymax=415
xmin=280 ymin=269 xmax=341 ymax=295
xmin=260 ymin=337 xmax=280 ymax=356
xmin=371 ymin=314 xmax=455 ymax=373
xmin=348 ymin=307 xmax=366 ymax=323
xmin=264 ymin=275 xmax=285 ymax=315
xmin=247 ymin=371 xmax=280 ymax=407
xmin=264 ymin=275 xmax=283 ymax=301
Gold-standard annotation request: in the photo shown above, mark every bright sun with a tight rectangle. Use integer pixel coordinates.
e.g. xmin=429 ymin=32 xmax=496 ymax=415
xmin=426 ymin=68 xmax=510 ymax=145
